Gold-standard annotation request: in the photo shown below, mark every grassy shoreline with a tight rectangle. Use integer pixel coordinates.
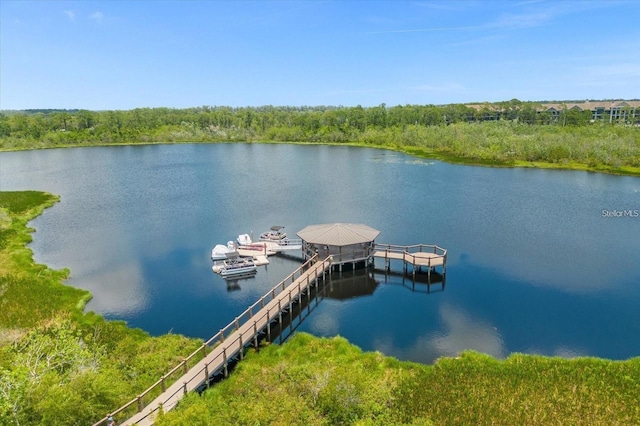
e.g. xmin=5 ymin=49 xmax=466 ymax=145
xmin=155 ymin=333 xmax=640 ymax=425
xmin=0 ymin=191 xmax=203 ymax=425
xmin=3 ymin=137 xmax=640 ymax=177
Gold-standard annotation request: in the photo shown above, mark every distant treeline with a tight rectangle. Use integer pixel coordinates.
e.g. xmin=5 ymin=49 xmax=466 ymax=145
xmin=1 ymin=100 xmax=639 ymax=173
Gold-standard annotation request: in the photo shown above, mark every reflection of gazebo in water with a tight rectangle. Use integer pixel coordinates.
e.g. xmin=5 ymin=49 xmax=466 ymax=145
xmin=324 ymin=269 xmax=379 ymax=300
xmin=297 ymin=223 xmax=380 ymax=271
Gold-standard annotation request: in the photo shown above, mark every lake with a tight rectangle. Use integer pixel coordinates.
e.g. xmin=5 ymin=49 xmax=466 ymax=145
xmin=1 ymin=143 xmax=639 ymax=364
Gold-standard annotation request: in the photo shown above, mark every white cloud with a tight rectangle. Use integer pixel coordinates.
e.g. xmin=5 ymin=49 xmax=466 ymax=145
xmin=489 ymin=9 xmax=555 ymax=30
xmin=369 ymin=1 xmax=618 ymax=36
xmin=64 ymin=10 xmax=75 ymax=21
xmin=371 ymin=302 xmax=507 ymax=363
xmin=89 ymin=11 xmax=104 ymax=23
xmin=429 ymin=303 xmax=506 ymax=359
xmin=364 ymin=25 xmax=483 ymax=35
xmin=83 ymin=261 xmax=148 ymax=316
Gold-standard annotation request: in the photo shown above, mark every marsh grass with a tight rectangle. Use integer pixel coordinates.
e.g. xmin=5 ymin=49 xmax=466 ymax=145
xmin=0 ymin=191 xmax=82 ymax=329
xmin=156 ymin=334 xmax=640 ymax=426
xmin=2 ymin=115 xmax=640 ymax=175
xmin=0 ymin=191 xmax=203 ymax=425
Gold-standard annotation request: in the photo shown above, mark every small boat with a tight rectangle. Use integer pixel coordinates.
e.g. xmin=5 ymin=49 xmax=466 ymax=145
xmin=259 ymin=225 xmax=287 ymax=242
xmin=237 ymin=234 xmax=266 ymax=248
xmin=237 ymin=233 xmax=252 ymax=246
xmin=212 ymin=252 xmax=258 ymax=277
xmin=211 ymin=241 xmax=236 ymax=261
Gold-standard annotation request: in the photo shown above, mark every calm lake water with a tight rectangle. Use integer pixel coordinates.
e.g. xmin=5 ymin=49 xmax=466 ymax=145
xmin=1 ymin=143 xmax=639 ymax=364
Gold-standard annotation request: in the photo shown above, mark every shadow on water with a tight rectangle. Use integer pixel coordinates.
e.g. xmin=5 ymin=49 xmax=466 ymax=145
xmin=222 ymin=272 xmax=258 ymax=292
xmin=375 ymin=267 xmax=446 ymax=294
xmin=197 ymin=266 xmax=445 ymax=392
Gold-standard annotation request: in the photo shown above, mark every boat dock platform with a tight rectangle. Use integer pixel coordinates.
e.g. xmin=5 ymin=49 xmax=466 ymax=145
xmin=373 ymin=243 xmax=447 ymax=280
xmin=236 ymin=239 xmax=303 ymax=259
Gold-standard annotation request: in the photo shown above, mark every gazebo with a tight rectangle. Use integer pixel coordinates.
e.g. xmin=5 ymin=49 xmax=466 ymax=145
xmin=297 ymin=223 xmax=380 ymax=271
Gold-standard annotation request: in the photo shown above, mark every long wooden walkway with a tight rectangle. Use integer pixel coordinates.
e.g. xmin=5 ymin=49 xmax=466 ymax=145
xmin=95 ymin=255 xmax=331 ymax=426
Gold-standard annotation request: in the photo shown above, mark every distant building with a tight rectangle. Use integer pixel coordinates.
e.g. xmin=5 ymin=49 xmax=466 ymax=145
xmin=540 ymin=100 xmax=640 ymax=123
xmin=466 ymin=100 xmax=640 ymax=123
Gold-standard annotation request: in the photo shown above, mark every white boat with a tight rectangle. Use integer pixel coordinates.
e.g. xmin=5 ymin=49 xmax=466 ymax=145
xmin=237 ymin=233 xmax=252 ymax=246
xmin=259 ymin=225 xmax=287 ymax=242
xmin=211 ymin=241 xmax=236 ymax=261
xmin=212 ymin=253 xmax=258 ymax=277
xmin=237 ymin=234 xmax=267 ymax=249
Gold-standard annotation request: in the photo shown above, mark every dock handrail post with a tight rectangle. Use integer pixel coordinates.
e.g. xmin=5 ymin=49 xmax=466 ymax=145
xmin=288 ymin=289 xmax=294 ymax=334
xmin=307 ymin=271 xmax=312 ymax=313
xmin=161 ymin=374 xmax=166 ymax=392
xmin=234 ymin=317 xmax=239 ymax=331
xmin=202 ymin=343 xmax=207 ymax=358
xmin=239 ymin=333 xmax=244 ymax=360
xmin=223 ymin=348 xmax=228 ymax=377
xmin=267 ymin=309 xmax=271 ymax=342
xmin=204 ymin=364 xmax=210 ymax=388
xmin=182 ymin=358 xmax=188 ymax=375
xmin=253 ymin=320 xmax=259 ymax=350
xmin=183 ymin=381 xmax=188 ymax=396
xmin=137 ymin=395 xmax=143 ymax=413
xmin=219 ymin=329 xmax=224 ymax=343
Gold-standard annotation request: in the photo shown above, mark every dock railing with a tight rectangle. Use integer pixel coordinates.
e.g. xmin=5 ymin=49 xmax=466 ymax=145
xmin=275 ymin=238 xmax=303 ymax=247
xmin=373 ymin=243 xmax=447 ymax=268
xmin=94 ymin=254 xmax=330 ymax=426
xmin=327 ymin=249 xmax=369 ymax=264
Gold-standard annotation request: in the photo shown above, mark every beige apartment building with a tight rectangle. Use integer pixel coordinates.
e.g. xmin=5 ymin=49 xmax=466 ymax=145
xmin=541 ymin=100 xmax=640 ymax=123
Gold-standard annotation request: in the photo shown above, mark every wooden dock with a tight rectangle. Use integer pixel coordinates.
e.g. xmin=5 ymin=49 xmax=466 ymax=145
xmin=94 ymin=239 xmax=447 ymax=425
xmin=373 ymin=243 xmax=447 ymax=281
xmin=95 ymin=255 xmax=331 ymax=426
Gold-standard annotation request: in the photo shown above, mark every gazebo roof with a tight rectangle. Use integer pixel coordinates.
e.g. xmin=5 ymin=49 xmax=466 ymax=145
xmin=297 ymin=223 xmax=380 ymax=246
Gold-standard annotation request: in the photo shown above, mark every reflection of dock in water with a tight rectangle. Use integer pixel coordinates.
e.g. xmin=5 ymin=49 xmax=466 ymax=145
xmin=375 ymin=266 xmax=446 ymax=294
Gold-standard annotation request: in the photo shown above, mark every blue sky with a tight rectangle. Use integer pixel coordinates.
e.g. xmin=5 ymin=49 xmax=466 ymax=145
xmin=1 ymin=0 xmax=639 ymax=110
